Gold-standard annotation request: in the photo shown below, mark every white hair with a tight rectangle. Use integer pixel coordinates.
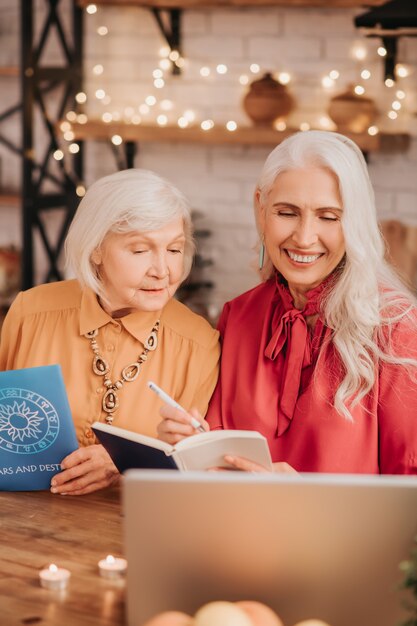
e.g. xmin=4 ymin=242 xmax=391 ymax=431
xmin=65 ymin=168 xmax=195 ymax=300
xmin=256 ymin=130 xmax=417 ymax=420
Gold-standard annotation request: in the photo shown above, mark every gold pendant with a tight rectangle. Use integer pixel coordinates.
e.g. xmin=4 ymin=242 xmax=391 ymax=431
xmin=122 ymin=362 xmax=141 ymax=382
xmin=145 ymin=331 xmax=158 ymax=351
xmin=93 ymin=355 xmax=109 ymax=376
xmin=103 ymin=388 xmax=119 ymax=413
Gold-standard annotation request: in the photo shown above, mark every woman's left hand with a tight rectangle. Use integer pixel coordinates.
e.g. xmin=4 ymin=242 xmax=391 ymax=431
xmin=50 ymin=444 xmax=120 ymax=496
xmin=223 ymin=455 xmax=297 ymax=473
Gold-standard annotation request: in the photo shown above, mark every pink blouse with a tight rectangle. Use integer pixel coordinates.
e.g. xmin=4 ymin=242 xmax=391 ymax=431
xmin=206 ymin=275 xmax=417 ymax=474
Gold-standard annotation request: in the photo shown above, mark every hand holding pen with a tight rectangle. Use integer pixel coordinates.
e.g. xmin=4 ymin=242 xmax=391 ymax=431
xmin=148 ymin=381 xmax=207 ymax=442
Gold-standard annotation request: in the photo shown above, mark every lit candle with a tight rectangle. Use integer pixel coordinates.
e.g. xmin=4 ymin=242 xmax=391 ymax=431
xmin=98 ymin=554 xmax=127 ymax=580
xmin=39 ymin=563 xmax=71 ymax=590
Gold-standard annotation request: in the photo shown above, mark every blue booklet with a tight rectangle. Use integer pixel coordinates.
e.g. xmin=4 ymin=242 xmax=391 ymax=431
xmin=0 ymin=365 xmax=78 ymax=491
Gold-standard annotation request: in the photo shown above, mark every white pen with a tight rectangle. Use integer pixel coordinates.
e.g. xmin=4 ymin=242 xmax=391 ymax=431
xmin=147 ymin=381 xmax=206 ymax=434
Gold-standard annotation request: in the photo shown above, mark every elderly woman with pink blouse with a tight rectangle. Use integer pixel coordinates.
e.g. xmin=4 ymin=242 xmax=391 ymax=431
xmin=158 ymin=130 xmax=417 ymax=475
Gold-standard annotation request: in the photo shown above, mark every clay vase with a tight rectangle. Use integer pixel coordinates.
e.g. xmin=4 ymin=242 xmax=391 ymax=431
xmin=327 ymin=84 xmax=378 ymax=133
xmin=242 ymin=72 xmax=295 ymax=126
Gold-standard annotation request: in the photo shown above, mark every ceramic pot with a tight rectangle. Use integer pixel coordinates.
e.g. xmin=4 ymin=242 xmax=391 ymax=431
xmin=327 ymin=84 xmax=378 ymax=133
xmin=242 ymin=72 xmax=295 ymax=126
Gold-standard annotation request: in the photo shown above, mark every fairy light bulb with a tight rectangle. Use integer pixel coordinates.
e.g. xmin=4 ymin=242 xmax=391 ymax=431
xmin=154 ymin=78 xmax=165 ymax=89
xmin=75 ymin=92 xmax=87 ymax=104
xmin=178 ymin=117 xmax=188 ymax=128
xmin=354 ymin=85 xmax=365 ymax=95
xmin=69 ymin=143 xmax=80 ymax=154
xmin=322 ymin=76 xmax=334 ymax=88
xmin=278 ymin=72 xmax=291 ymax=85
xmin=183 ymin=110 xmax=195 ymax=122
xmin=102 ymin=112 xmax=113 ymax=123
xmin=300 ymin=122 xmax=310 ymax=131
xmin=86 ymin=4 xmax=97 ymax=14
xmin=111 ymin=135 xmax=123 ymax=145
xmin=216 ymin=64 xmax=228 ymax=75
xmin=169 ymin=50 xmax=180 ymax=62
xmin=368 ymin=125 xmax=379 ymax=136
xmin=329 ymin=69 xmax=339 ymax=80
xmin=396 ymin=90 xmax=406 ymax=99
xmin=226 ymin=121 xmax=237 ymax=131
xmin=153 ymin=69 xmax=163 ymax=79
xmin=77 ymin=113 xmax=88 ymax=124
xmin=139 ymin=104 xmax=150 ymax=115
xmin=388 ymin=110 xmax=398 ymax=120
xmin=145 ymin=95 xmax=156 ymax=106
xmin=353 ymin=46 xmax=367 ymax=60
xmin=201 ymin=119 xmax=214 ymax=131
xmin=385 ymin=78 xmax=394 ymax=88
xmin=53 ymin=149 xmax=64 ymax=160
xmin=159 ymin=46 xmax=170 ymax=58
xmin=274 ymin=120 xmax=287 ymax=131
xmin=200 ymin=66 xmax=210 ymax=77
xmin=93 ymin=64 xmax=104 ymax=75
xmin=132 ymin=115 xmax=141 ymax=125
xmin=157 ymin=115 xmax=168 ymax=126
xmin=63 ymin=130 xmax=74 ymax=141
xmin=361 ymin=69 xmax=371 ymax=80
xmin=378 ymin=46 xmax=387 ymax=57
xmin=239 ymin=74 xmax=249 ymax=85
xmin=97 ymin=26 xmax=108 ymax=36
xmin=396 ymin=65 xmax=409 ymax=78
xmin=159 ymin=59 xmax=170 ymax=71
xmin=250 ymin=63 xmax=260 ymax=74
xmin=95 ymin=89 xmax=106 ymax=100
xmin=392 ymin=100 xmax=401 ymax=110
xmin=60 ymin=121 xmax=71 ymax=132
xmin=66 ymin=111 xmax=77 ymax=122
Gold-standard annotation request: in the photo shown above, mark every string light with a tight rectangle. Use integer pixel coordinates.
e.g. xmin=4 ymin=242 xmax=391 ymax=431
xmin=145 ymin=95 xmax=157 ymax=106
xmin=216 ymin=64 xmax=228 ymax=75
xmin=239 ymin=74 xmax=249 ymax=85
xmin=160 ymin=99 xmax=174 ymax=111
xmin=53 ymin=149 xmax=64 ymax=160
xmin=392 ymin=100 xmax=401 ymax=110
xmin=201 ymin=119 xmax=214 ymax=131
xmin=102 ymin=112 xmax=113 ymax=123
xmin=139 ymin=104 xmax=150 ymax=115
xmin=168 ymin=50 xmax=180 ymax=62
xmin=153 ymin=69 xmax=163 ymax=79
xmin=396 ymin=65 xmax=409 ymax=78
xmin=132 ymin=115 xmax=141 ymax=125
xmin=200 ymin=66 xmax=210 ymax=77
xmin=159 ymin=46 xmax=170 ymax=58
xmin=274 ymin=120 xmax=287 ymax=131
xmin=66 ymin=111 xmax=77 ymax=122
xmin=322 ymin=76 xmax=335 ymax=88
xmin=77 ymin=114 xmax=88 ymax=124
xmin=111 ymin=135 xmax=123 ymax=145
xmin=60 ymin=121 xmax=71 ymax=132
xmin=250 ymin=64 xmax=260 ymax=74
xmin=86 ymin=4 xmax=97 ymax=14
xmin=63 ymin=130 xmax=75 ymax=141
xmin=396 ymin=90 xmax=406 ymax=99
xmin=157 ymin=115 xmax=168 ymax=126
xmin=93 ymin=64 xmax=104 ymax=75
xmin=377 ymin=46 xmax=387 ymax=57
xmin=159 ymin=59 xmax=170 ymax=71
xmin=354 ymin=85 xmax=365 ymax=95
xmin=177 ymin=117 xmax=188 ymax=128
xmin=300 ymin=122 xmax=310 ymax=131
xmin=278 ymin=72 xmax=291 ymax=85
xmin=183 ymin=110 xmax=195 ymax=122
xmin=353 ymin=45 xmax=367 ymax=60
xmin=329 ymin=70 xmax=339 ymax=80
xmin=368 ymin=126 xmax=379 ymax=136
xmin=226 ymin=121 xmax=237 ymax=131
xmin=75 ymin=92 xmax=87 ymax=104
xmin=69 ymin=143 xmax=80 ymax=154
xmin=154 ymin=78 xmax=165 ymax=89
xmin=175 ymin=57 xmax=186 ymax=69
xmin=388 ymin=110 xmax=398 ymax=120
xmin=361 ymin=69 xmax=371 ymax=80
xmin=97 ymin=26 xmax=108 ymax=36
xmin=385 ymin=78 xmax=395 ymax=88
xmin=95 ymin=89 xmax=106 ymax=100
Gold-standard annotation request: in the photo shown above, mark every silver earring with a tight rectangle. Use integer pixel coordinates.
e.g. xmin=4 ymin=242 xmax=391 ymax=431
xmin=258 ymin=241 xmax=265 ymax=270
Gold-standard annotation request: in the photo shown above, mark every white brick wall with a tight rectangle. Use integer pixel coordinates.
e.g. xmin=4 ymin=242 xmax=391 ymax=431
xmin=0 ymin=1 xmax=417 ymax=304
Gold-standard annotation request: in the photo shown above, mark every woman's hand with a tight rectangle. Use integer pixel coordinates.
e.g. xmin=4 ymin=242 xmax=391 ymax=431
xmin=223 ymin=455 xmax=297 ymax=474
xmin=157 ymin=404 xmax=209 ymax=445
xmin=50 ymin=444 xmax=120 ymax=496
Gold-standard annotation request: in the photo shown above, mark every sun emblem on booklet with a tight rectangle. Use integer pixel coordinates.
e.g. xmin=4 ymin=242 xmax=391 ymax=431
xmin=0 ymin=388 xmax=60 ymax=454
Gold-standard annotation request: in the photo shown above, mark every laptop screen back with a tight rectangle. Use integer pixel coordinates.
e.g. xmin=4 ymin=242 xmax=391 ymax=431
xmin=123 ymin=471 xmax=417 ymax=626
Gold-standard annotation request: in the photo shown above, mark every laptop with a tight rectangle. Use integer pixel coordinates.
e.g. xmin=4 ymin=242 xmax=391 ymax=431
xmin=123 ymin=471 xmax=417 ymax=626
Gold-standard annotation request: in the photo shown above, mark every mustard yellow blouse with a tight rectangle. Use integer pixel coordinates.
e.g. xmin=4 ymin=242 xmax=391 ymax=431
xmin=0 ymin=280 xmax=220 ymax=446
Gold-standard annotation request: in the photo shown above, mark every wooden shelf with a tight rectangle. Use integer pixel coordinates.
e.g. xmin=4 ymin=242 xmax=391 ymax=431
xmin=65 ymin=119 xmax=400 ymax=152
xmin=77 ymin=0 xmax=385 ymax=8
xmin=0 ymin=67 xmax=19 ymax=78
xmin=0 ymin=193 xmax=20 ymax=208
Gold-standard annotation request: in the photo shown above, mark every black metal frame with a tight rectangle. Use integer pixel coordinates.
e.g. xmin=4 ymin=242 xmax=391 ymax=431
xmin=20 ymin=0 xmax=84 ymax=288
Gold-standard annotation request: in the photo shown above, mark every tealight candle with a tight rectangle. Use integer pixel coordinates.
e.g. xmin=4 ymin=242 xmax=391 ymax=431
xmin=39 ymin=563 xmax=71 ymax=590
xmin=98 ymin=554 xmax=127 ymax=579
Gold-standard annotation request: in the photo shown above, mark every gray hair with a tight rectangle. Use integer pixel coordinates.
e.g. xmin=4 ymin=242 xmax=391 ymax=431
xmin=256 ymin=130 xmax=417 ymax=420
xmin=65 ymin=168 xmax=195 ymax=298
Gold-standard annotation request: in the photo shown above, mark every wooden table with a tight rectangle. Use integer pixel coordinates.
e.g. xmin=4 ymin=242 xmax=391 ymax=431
xmin=0 ymin=487 xmax=126 ymax=625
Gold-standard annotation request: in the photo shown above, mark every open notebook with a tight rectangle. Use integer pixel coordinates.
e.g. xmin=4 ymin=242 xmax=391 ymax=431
xmin=123 ymin=471 xmax=417 ymax=626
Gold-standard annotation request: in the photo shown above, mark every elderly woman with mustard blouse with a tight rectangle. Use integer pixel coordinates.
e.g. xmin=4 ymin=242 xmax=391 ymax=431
xmin=0 ymin=169 xmax=220 ymax=494
xmin=158 ymin=130 xmax=417 ymax=475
